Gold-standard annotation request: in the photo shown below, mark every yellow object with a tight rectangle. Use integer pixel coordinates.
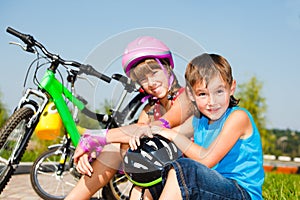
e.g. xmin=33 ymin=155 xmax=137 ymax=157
xmin=76 ymin=125 xmax=87 ymax=135
xmin=35 ymin=102 xmax=63 ymax=140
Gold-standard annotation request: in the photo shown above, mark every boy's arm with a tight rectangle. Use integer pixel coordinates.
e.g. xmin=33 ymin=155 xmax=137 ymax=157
xmin=158 ymin=110 xmax=253 ymax=168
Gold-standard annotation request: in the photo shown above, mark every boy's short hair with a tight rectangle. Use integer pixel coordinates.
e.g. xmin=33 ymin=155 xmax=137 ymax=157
xmin=185 ymin=53 xmax=239 ymax=107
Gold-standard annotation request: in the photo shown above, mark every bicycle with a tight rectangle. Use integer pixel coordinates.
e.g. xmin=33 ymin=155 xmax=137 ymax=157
xmin=0 ymin=27 xmax=146 ymax=199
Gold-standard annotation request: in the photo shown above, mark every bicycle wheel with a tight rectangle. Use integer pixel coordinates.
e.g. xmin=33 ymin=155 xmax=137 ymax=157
xmin=30 ymin=146 xmax=77 ymax=200
xmin=102 ymin=172 xmax=132 ymax=200
xmin=0 ymin=107 xmax=35 ymax=193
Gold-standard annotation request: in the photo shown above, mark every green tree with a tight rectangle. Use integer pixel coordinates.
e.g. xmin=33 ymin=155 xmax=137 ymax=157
xmin=77 ymin=111 xmax=101 ymax=129
xmin=235 ymin=76 xmax=272 ymax=153
xmin=0 ymin=92 xmax=8 ymax=128
xmin=77 ymin=99 xmax=112 ymax=129
xmin=101 ymin=99 xmax=113 ymax=116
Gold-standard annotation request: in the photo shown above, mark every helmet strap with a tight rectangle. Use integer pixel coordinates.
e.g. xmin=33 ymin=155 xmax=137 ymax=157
xmin=155 ymin=58 xmax=174 ymax=91
xmin=140 ymin=188 xmax=146 ymax=200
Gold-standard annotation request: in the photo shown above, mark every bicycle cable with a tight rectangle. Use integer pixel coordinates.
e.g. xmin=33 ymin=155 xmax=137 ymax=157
xmin=23 ymin=46 xmax=40 ymax=89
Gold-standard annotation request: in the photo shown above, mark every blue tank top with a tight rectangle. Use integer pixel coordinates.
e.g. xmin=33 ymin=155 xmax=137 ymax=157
xmin=193 ymin=106 xmax=264 ymax=199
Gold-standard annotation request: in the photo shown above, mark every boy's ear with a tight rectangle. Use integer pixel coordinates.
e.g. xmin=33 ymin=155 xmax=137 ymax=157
xmin=230 ymin=80 xmax=237 ymax=95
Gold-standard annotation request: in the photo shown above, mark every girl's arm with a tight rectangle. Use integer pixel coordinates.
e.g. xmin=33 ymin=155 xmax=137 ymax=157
xmin=108 ymin=91 xmax=193 ymax=144
xmin=128 ymin=116 xmax=195 ymax=151
xmin=77 ymin=92 xmax=194 ymax=158
xmin=159 ymin=91 xmax=194 ymax=128
xmin=154 ymin=110 xmax=252 ymax=168
xmin=105 ymin=103 xmax=153 ymax=144
xmin=74 ymin=104 xmax=152 ymax=175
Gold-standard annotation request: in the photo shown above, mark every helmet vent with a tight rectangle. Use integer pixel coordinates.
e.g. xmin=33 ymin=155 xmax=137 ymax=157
xmin=146 ymin=140 xmax=158 ymax=150
xmin=133 ymin=162 xmax=148 ymax=170
xmin=124 ymin=156 xmax=128 ymax=163
xmin=141 ymin=150 xmax=153 ymax=160
xmin=171 ymin=143 xmax=178 ymax=153
xmin=154 ymin=161 xmax=163 ymax=167
xmin=161 ymin=140 xmax=173 ymax=159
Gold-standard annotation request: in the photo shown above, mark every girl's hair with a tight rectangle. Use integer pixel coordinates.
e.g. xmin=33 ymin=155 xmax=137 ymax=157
xmin=185 ymin=53 xmax=239 ymax=107
xmin=130 ymin=58 xmax=181 ymax=98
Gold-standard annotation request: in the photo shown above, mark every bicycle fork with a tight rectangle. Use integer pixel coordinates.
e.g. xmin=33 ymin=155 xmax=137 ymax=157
xmin=55 ymin=137 xmax=72 ymax=176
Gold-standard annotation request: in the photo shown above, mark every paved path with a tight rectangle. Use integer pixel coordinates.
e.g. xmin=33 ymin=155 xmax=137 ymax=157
xmin=1 ymin=173 xmax=43 ymax=200
xmin=0 ymin=173 xmax=105 ymax=200
xmin=0 ymin=163 xmax=104 ymax=200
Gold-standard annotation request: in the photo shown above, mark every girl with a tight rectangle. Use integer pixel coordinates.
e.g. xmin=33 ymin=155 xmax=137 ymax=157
xmin=131 ymin=53 xmax=264 ymax=199
xmin=65 ymin=36 xmax=192 ymax=200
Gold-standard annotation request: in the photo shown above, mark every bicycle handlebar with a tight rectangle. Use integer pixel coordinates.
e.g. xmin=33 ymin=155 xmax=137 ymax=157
xmin=6 ymin=26 xmax=112 ymax=83
xmin=7 ymin=27 xmax=34 ymax=46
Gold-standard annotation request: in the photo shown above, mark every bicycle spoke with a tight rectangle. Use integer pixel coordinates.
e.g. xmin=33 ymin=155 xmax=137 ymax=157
xmin=113 ymin=174 xmax=127 ymax=183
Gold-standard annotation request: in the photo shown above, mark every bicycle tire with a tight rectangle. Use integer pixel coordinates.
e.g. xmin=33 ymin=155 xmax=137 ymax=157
xmin=0 ymin=107 xmax=35 ymax=193
xmin=30 ymin=146 xmax=77 ymax=200
xmin=102 ymin=172 xmax=132 ymax=200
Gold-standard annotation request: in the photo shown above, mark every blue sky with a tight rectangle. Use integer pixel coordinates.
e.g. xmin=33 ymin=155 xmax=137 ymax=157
xmin=0 ymin=0 xmax=299 ymax=130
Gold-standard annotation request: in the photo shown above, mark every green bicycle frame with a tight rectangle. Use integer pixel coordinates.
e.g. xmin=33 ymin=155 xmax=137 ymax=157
xmin=39 ymin=69 xmax=85 ymax=146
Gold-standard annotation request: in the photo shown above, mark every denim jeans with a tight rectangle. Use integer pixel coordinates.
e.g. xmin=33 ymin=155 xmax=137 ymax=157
xmin=161 ymin=158 xmax=251 ymax=200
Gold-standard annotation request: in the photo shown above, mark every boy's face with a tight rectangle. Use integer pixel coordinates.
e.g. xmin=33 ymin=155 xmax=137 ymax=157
xmin=192 ymin=75 xmax=235 ymax=123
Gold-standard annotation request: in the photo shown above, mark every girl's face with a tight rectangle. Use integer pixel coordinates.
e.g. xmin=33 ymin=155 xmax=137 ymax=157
xmin=138 ymin=68 xmax=169 ymax=99
xmin=192 ymin=75 xmax=236 ymax=123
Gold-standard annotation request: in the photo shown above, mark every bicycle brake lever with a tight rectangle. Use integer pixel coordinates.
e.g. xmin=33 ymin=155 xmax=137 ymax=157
xmin=77 ymin=74 xmax=95 ymax=87
xmin=9 ymin=41 xmax=36 ymax=53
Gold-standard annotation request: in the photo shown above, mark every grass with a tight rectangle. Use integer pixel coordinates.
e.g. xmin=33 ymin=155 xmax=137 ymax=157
xmin=263 ymin=172 xmax=300 ymax=199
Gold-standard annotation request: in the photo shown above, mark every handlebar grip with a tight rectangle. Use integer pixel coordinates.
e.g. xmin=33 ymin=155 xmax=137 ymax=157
xmin=6 ymin=27 xmax=34 ymax=45
xmin=112 ymin=74 xmax=140 ymax=92
xmin=6 ymin=27 xmax=23 ymax=38
xmin=80 ymin=64 xmax=111 ymax=83
xmin=93 ymin=70 xmax=111 ymax=83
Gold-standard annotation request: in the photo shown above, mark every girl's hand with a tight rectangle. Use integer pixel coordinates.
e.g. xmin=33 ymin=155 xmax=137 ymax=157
xmin=73 ymin=144 xmax=86 ymax=164
xmin=129 ymin=126 xmax=175 ymax=150
xmin=129 ymin=135 xmax=140 ymax=150
xmin=73 ymin=145 xmax=94 ymax=176
xmin=74 ymin=153 xmax=94 ymax=177
xmin=74 ymin=143 xmax=102 ymax=163
xmin=128 ymin=125 xmax=154 ymax=150
xmin=76 ymin=129 xmax=107 ymax=163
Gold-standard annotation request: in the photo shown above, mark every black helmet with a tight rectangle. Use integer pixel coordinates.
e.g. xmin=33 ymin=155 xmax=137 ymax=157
xmin=123 ymin=135 xmax=179 ymax=187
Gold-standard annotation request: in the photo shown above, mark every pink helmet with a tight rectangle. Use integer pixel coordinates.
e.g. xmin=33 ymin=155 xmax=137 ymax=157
xmin=122 ymin=36 xmax=174 ymax=77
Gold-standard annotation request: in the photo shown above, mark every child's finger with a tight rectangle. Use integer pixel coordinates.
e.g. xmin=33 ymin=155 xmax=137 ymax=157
xmin=76 ymin=154 xmax=93 ymax=176
xmin=129 ymin=137 xmax=139 ymax=150
xmin=73 ymin=146 xmax=86 ymax=163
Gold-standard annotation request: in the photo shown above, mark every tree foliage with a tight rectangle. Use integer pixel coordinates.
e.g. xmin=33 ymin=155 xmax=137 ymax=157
xmin=0 ymin=91 xmax=8 ymax=128
xmin=77 ymin=110 xmax=101 ymax=129
xmin=77 ymin=99 xmax=112 ymax=129
xmin=235 ymin=76 xmax=272 ymax=152
xmin=267 ymin=128 xmax=300 ymax=157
